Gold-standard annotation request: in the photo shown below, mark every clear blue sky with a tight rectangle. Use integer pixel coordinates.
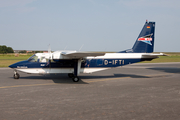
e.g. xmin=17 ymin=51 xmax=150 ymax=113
xmin=0 ymin=0 xmax=180 ymax=52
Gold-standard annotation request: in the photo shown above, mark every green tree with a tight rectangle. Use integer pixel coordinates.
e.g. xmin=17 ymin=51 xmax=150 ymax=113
xmin=7 ymin=47 xmax=14 ymax=53
xmin=0 ymin=45 xmax=14 ymax=53
xmin=0 ymin=45 xmax=7 ymax=54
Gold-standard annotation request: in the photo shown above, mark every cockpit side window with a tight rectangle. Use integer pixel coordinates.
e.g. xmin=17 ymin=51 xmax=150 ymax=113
xmin=40 ymin=57 xmax=47 ymax=63
xmin=28 ymin=54 xmax=38 ymax=62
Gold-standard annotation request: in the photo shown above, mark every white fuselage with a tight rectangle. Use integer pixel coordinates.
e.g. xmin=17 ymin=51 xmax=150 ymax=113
xmin=13 ymin=53 xmax=156 ymax=75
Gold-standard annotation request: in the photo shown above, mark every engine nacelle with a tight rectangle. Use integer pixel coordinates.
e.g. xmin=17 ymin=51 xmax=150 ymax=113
xmin=52 ymin=51 xmax=76 ymax=60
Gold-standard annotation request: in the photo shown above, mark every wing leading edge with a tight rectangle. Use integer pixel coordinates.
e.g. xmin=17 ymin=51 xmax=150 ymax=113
xmin=61 ymin=51 xmax=105 ymax=58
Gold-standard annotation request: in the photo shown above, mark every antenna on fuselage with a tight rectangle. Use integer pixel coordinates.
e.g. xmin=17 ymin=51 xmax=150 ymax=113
xmin=48 ymin=44 xmax=51 ymax=68
xmin=64 ymin=46 xmax=67 ymax=50
xmin=78 ymin=44 xmax=84 ymax=51
xmin=48 ymin=44 xmax=51 ymax=53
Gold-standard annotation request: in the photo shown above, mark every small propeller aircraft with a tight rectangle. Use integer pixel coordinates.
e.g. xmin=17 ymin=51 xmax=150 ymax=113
xmin=9 ymin=21 xmax=166 ymax=82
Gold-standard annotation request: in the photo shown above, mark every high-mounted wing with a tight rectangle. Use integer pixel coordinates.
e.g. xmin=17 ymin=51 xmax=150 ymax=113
xmin=61 ymin=51 xmax=105 ymax=58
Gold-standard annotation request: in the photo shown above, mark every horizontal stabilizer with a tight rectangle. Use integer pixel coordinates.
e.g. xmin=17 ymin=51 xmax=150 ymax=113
xmin=142 ymin=53 xmax=167 ymax=59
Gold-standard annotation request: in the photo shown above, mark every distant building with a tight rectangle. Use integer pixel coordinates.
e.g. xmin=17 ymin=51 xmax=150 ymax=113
xmin=27 ymin=51 xmax=32 ymax=53
xmin=14 ymin=50 xmax=49 ymax=53
xmin=43 ymin=51 xmax=48 ymax=53
xmin=14 ymin=50 xmax=25 ymax=53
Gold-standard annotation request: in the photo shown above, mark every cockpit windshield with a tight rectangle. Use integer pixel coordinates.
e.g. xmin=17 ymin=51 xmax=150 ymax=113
xmin=28 ymin=54 xmax=38 ymax=62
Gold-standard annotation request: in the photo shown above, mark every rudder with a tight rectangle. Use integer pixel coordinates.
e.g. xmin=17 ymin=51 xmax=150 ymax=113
xmin=132 ymin=21 xmax=155 ymax=53
xmin=118 ymin=21 xmax=155 ymax=53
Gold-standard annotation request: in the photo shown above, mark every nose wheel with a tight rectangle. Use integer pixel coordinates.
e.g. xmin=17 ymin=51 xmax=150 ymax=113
xmin=14 ymin=71 xmax=20 ymax=79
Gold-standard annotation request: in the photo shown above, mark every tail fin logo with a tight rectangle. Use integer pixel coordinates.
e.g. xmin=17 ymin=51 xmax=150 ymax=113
xmin=138 ymin=34 xmax=153 ymax=45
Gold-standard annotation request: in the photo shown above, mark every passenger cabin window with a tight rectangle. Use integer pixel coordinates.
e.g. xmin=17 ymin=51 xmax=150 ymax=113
xmin=28 ymin=55 xmax=38 ymax=62
xmin=97 ymin=59 xmax=103 ymax=66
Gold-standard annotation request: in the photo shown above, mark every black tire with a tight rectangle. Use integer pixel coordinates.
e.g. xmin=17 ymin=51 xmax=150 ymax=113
xmin=68 ymin=73 xmax=74 ymax=78
xmin=72 ymin=76 xmax=79 ymax=82
xmin=14 ymin=73 xmax=20 ymax=79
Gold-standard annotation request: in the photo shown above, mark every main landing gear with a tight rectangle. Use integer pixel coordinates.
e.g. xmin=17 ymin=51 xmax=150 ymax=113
xmin=69 ymin=59 xmax=81 ymax=82
xmin=14 ymin=71 xmax=20 ymax=79
xmin=68 ymin=73 xmax=80 ymax=82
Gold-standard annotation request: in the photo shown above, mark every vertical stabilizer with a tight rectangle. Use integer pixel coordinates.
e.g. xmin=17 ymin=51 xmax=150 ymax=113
xmin=132 ymin=21 xmax=155 ymax=53
xmin=119 ymin=21 xmax=155 ymax=53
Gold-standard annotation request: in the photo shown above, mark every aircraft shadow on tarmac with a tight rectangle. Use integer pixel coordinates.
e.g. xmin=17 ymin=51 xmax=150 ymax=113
xmin=18 ymin=74 xmax=88 ymax=84
xmin=80 ymin=74 xmax=150 ymax=79
xmin=16 ymin=73 xmax=152 ymax=84
xmin=148 ymin=67 xmax=180 ymax=74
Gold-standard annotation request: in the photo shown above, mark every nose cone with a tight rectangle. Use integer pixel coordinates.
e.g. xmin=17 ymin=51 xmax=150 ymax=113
xmin=9 ymin=63 xmax=18 ymax=68
xmin=9 ymin=60 xmax=28 ymax=68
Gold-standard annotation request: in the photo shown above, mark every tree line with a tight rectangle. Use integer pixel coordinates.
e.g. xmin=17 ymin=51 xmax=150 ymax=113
xmin=0 ymin=45 xmax=14 ymax=53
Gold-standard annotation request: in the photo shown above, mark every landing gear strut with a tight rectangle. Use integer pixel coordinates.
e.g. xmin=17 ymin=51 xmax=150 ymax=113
xmin=68 ymin=59 xmax=81 ymax=82
xmin=14 ymin=71 xmax=20 ymax=79
xmin=68 ymin=73 xmax=80 ymax=82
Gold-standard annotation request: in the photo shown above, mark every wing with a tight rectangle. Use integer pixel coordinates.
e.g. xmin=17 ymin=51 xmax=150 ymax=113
xmin=61 ymin=51 xmax=105 ymax=58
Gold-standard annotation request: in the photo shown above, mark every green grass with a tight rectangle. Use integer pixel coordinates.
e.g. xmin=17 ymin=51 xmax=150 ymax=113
xmin=0 ymin=60 xmax=23 ymax=67
xmin=0 ymin=54 xmax=33 ymax=67
xmin=0 ymin=53 xmax=180 ymax=67
xmin=0 ymin=54 xmax=32 ymax=60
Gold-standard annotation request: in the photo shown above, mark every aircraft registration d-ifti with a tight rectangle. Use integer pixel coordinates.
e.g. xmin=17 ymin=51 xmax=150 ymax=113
xmin=9 ymin=21 xmax=166 ymax=82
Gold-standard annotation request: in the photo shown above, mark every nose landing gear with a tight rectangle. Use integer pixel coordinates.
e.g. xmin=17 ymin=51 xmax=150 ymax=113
xmin=14 ymin=71 xmax=20 ymax=79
